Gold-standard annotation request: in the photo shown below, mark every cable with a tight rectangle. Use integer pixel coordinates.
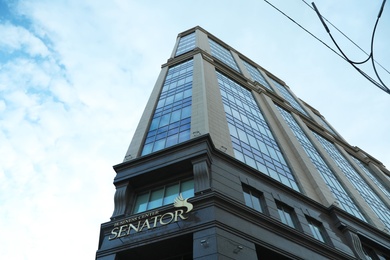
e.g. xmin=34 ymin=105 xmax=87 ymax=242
xmin=262 ymin=0 xmax=389 ymax=94
xmin=301 ymin=0 xmax=390 ymax=75
xmin=262 ymin=0 xmax=346 ymax=61
xmin=312 ymin=1 xmax=389 ymax=94
xmin=371 ymin=0 xmax=388 ymax=90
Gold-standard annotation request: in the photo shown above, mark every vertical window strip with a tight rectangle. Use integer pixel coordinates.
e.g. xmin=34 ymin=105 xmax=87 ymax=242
xmin=270 ymin=78 xmax=309 ymax=117
xmin=242 ymin=60 xmax=273 ymax=91
xmin=276 ymin=105 xmax=367 ymax=221
xmin=216 ymin=71 xmax=300 ymax=192
xmin=208 ymin=38 xmax=240 ymax=72
xmin=175 ymin=32 xmax=196 ymax=56
xmin=313 ymin=132 xmax=390 ymax=229
xmin=314 ymin=113 xmax=337 ymax=136
xmin=141 ymin=60 xmax=193 ymax=156
xmin=351 ymin=157 xmax=390 ymax=201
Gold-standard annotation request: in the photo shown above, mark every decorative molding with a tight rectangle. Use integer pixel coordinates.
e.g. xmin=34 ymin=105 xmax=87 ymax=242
xmin=343 ymin=229 xmax=368 ymax=260
xmin=111 ymin=182 xmax=129 ymax=220
xmin=193 ymin=158 xmax=211 ymax=193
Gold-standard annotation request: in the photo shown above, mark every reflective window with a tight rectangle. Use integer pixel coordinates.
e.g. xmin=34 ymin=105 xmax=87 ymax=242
xmin=208 ymin=38 xmax=240 ymax=72
xmin=217 ymin=71 xmax=300 ymax=192
xmin=141 ymin=60 xmax=193 ymax=156
xmin=276 ymin=105 xmax=366 ymax=221
xmin=277 ymin=203 xmax=296 ymax=228
xmin=313 ymin=132 xmax=390 ymax=229
xmin=352 ymin=157 xmax=390 ymax=201
xmin=133 ymin=179 xmax=194 ymax=213
xmin=243 ymin=186 xmax=263 ymax=213
xmin=242 ymin=60 xmax=272 ymax=91
xmin=175 ymin=32 xmax=196 ymax=56
xmin=307 ymin=217 xmax=326 ymax=243
xmin=270 ymin=78 xmax=309 ymax=117
xmin=313 ymin=113 xmax=337 ymax=136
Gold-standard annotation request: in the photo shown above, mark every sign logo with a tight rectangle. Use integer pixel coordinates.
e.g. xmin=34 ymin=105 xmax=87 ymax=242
xmin=109 ymin=194 xmax=193 ymax=240
xmin=174 ymin=193 xmax=193 ymax=213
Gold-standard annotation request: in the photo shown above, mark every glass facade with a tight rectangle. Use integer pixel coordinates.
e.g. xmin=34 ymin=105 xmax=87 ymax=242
xmin=175 ymin=32 xmax=196 ymax=56
xmin=242 ymin=60 xmax=273 ymax=91
xmin=314 ymin=113 xmax=337 ymax=136
xmin=141 ymin=60 xmax=193 ymax=156
xmin=313 ymin=132 xmax=390 ymax=229
xmin=217 ymin=71 xmax=300 ymax=192
xmin=133 ymin=179 xmax=194 ymax=213
xmin=208 ymin=38 xmax=240 ymax=72
xmin=352 ymin=156 xmax=390 ymax=201
xmin=276 ymin=106 xmax=366 ymax=221
xmin=270 ymin=78 xmax=309 ymax=117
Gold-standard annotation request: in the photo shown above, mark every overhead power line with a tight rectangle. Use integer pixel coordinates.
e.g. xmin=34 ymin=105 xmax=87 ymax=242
xmin=262 ymin=0 xmax=390 ymax=95
xmin=312 ymin=1 xmax=389 ymax=95
xmin=301 ymin=0 xmax=390 ymax=75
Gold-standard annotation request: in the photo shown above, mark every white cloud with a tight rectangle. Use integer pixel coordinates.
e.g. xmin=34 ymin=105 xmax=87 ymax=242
xmin=0 ymin=1 xmax=389 ymax=259
xmin=0 ymin=23 xmax=49 ymax=57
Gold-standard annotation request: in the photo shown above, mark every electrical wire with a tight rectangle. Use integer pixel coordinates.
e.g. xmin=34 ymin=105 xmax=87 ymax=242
xmin=312 ymin=1 xmax=389 ymax=94
xmin=262 ymin=0 xmax=347 ymax=61
xmin=262 ymin=0 xmax=389 ymax=94
xmin=301 ymin=0 xmax=390 ymax=75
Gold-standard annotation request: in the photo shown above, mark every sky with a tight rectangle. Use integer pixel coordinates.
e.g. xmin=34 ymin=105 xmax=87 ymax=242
xmin=0 ymin=0 xmax=389 ymax=259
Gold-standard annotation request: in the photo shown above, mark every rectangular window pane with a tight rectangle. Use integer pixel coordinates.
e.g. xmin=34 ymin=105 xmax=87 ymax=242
xmin=243 ymin=186 xmax=263 ymax=213
xmin=242 ymin=60 xmax=272 ymax=91
xmin=134 ymin=193 xmax=149 ymax=213
xmin=270 ymin=78 xmax=308 ymax=117
xmin=307 ymin=218 xmax=326 ymax=243
xmin=175 ymin=32 xmax=196 ymax=56
xmin=163 ymin=184 xmax=180 ymax=205
xmin=147 ymin=188 xmax=164 ymax=210
xmin=181 ymin=179 xmax=194 ymax=198
xmin=209 ymin=38 xmax=240 ymax=72
xmin=243 ymin=191 xmax=252 ymax=207
xmin=277 ymin=204 xmax=296 ymax=228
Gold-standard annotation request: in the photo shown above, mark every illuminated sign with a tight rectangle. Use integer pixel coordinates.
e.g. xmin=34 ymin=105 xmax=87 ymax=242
xmin=109 ymin=194 xmax=193 ymax=240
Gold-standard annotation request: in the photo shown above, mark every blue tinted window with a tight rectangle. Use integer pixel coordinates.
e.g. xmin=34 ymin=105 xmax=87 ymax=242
xmin=270 ymin=78 xmax=309 ymax=117
xmin=242 ymin=60 xmax=272 ymax=91
xmin=351 ymin=157 xmax=390 ymax=201
xmin=313 ymin=132 xmax=390 ymax=229
xmin=209 ymin=38 xmax=240 ymax=72
xmin=134 ymin=179 xmax=194 ymax=214
xmin=307 ymin=218 xmax=326 ymax=243
xmin=141 ymin=60 xmax=193 ymax=156
xmin=217 ymin=71 xmax=300 ymax=192
xmin=175 ymin=32 xmax=196 ymax=56
xmin=243 ymin=186 xmax=263 ymax=213
xmin=314 ymin=113 xmax=337 ymax=136
xmin=277 ymin=203 xmax=296 ymax=228
xmin=276 ymin=105 xmax=366 ymax=221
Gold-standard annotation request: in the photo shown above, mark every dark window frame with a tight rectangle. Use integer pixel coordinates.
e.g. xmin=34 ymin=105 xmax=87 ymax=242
xmin=242 ymin=184 xmax=265 ymax=213
xmin=275 ymin=201 xmax=299 ymax=229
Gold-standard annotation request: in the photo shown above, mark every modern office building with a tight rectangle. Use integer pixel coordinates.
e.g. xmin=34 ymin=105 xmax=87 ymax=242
xmin=96 ymin=26 xmax=390 ymax=259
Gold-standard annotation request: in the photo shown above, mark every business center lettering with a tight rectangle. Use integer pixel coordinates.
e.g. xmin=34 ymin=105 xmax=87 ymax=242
xmin=109 ymin=194 xmax=193 ymax=240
